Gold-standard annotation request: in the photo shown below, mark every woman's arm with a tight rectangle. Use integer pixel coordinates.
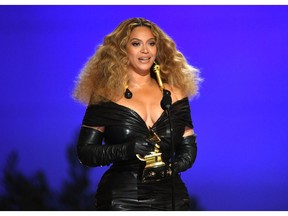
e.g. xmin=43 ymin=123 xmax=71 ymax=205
xmin=76 ymin=125 xmax=155 ymax=167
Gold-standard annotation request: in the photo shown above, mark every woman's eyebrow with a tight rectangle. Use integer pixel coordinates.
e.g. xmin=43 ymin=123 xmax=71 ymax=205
xmin=129 ymin=37 xmax=155 ymax=41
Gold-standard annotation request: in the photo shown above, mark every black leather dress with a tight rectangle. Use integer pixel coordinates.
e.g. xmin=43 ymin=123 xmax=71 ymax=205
xmin=80 ymin=97 xmax=196 ymax=210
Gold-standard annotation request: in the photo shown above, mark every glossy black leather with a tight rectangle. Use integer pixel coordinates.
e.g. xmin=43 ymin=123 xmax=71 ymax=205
xmin=77 ymin=127 xmax=156 ymax=166
xmin=78 ymin=97 xmax=197 ymax=210
xmin=174 ymin=135 xmax=197 ymax=173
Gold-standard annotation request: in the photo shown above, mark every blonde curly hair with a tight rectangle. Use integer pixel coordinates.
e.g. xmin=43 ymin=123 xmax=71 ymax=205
xmin=73 ymin=17 xmax=202 ymax=105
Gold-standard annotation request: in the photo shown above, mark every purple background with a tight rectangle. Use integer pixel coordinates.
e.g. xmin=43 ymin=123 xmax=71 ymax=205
xmin=1 ymin=5 xmax=288 ymax=210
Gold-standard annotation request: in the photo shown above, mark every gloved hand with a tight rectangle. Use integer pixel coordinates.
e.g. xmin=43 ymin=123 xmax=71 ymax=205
xmin=77 ymin=126 xmax=157 ymax=167
xmin=173 ymin=135 xmax=197 ymax=173
xmin=126 ymin=137 xmax=156 ymax=158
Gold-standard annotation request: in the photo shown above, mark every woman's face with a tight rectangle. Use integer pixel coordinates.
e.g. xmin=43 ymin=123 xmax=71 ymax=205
xmin=126 ymin=26 xmax=157 ymax=76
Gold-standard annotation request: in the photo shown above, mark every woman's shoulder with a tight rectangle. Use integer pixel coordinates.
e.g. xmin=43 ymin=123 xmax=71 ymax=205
xmin=164 ymin=84 xmax=187 ymax=103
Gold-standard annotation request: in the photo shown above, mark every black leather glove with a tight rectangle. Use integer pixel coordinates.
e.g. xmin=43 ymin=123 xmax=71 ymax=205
xmin=126 ymin=137 xmax=155 ymax=158
xmin=77 ymin=126 xmax=155 ymax=167
xmin=173 ymin=135 xmax=197 ymax=173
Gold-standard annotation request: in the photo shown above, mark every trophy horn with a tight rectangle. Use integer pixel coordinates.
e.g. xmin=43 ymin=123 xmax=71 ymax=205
xmin=153 ymin=61 xmax=164 ymax=92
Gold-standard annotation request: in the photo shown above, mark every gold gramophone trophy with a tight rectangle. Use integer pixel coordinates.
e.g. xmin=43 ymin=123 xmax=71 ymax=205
xmin=136 ymin=128 xmax=172 ymax=183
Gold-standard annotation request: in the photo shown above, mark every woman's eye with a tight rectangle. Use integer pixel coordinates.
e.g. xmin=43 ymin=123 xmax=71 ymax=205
xmin=149 ymin=41 xmax=156 ymax=46
xmin=132 ymin=42 xmax=140 ymax=47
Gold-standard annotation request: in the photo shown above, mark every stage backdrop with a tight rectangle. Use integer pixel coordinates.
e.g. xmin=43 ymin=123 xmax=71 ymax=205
xmin=0 ymin=5 xmax=288 ymax=210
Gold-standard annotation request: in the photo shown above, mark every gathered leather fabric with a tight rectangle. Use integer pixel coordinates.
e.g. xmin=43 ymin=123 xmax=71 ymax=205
xmin=78 ymin=97 xmax=197 ymax=210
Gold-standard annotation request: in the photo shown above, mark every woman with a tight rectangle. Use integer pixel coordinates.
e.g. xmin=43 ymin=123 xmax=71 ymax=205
xmin=73 ymin=17 xmax=201 ymax=210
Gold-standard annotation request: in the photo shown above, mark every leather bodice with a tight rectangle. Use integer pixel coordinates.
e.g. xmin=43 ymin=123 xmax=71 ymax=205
xmin=82 ymin=97 xmax=193 ymax=164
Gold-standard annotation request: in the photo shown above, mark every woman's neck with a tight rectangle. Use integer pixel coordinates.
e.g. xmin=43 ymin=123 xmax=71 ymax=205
xmin=128 ymin=72 xmax=154 ymax=89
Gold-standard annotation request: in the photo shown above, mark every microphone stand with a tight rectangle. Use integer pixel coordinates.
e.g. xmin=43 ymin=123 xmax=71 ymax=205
xmin=160 ymin=89 xmax=175 ymax=211
xmin=153 ymin=61 xmax=175 ymax=210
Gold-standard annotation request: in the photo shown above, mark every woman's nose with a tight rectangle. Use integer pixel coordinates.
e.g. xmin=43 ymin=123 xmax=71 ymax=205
xmin=141 ymin=45 xmax=149 ymax=53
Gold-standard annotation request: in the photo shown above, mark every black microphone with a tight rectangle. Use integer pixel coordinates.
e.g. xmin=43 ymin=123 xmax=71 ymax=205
xmin=161 ymin=89 xmax=172 ymax=111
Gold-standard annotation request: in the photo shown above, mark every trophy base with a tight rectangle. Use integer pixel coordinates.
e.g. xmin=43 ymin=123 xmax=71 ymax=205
xmin=141 ymin=164 xmax=172 ymax=183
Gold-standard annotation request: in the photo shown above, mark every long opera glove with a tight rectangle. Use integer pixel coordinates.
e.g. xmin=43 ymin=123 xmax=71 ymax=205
xmin=173 ymin=135 xmax=197 ymax=173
